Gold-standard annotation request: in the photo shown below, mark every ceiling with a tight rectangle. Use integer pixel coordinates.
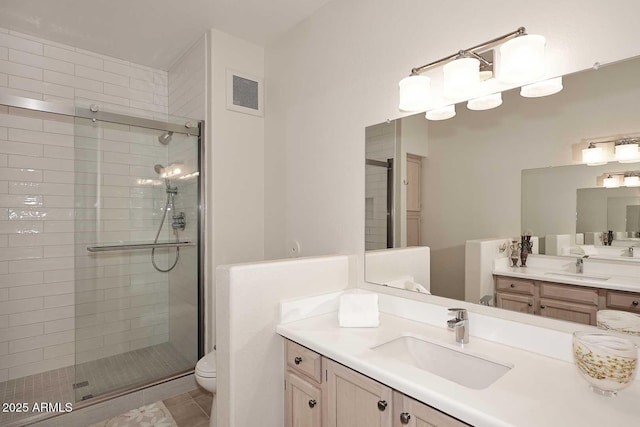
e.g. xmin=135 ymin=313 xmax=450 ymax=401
xmin=0 ymin=0 xmax=333 ymax=70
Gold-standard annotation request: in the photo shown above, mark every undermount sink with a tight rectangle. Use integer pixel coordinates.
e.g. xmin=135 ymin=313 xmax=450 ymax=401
xmin=544 ymin=272 xmax=610 ymax=281
xmin=372 ymin=335 xmax=512 ymax=389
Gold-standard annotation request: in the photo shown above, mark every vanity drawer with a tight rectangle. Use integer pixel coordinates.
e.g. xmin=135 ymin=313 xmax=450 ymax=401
xmin=495 ymin=276 xmax=535 ymax=295
xmin=539 ymin=282 xmax=598 ymax=305
xmin=285 ymin=339 xmax=322 ymax=383
xmin=606 ymin=290 xmax=640 ymax=313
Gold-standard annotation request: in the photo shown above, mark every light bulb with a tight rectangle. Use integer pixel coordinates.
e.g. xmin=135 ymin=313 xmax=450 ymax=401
xmin=615 ymin=143 xmax=640 ymax=163
xmin=520 ymin=77 xmax=563 ymax=98
xmin=467 ymin=93 xmax=503 ymax=111
xmin=624 ymin=175 xmax=640 ymax=187
xmin=443 ymin=57 xmax=480 ymax=99
xmin=425 ymin=105 xmax=456 ymax=121
xmin=582 ymin=146 xmax=606 ymax=166
xmin=603 ymin=175 xmax=618 ymax=188
xmin=498 ymin=34 xmax=546 ymax=84
xmin=399 ymin=75 xmax=431 ymax=112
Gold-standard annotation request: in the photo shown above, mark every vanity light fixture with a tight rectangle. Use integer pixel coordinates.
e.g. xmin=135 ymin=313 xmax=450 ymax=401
xmin=603 ymin=174 xmax=618 ymax=188
xmin=520 ymin=76 xmax=563 ymax=98
xmin=399 ymin=27 xmax=546 ymax=113
xmin=615 ymin=139 xmax=640 ymax=163
xmin=467 ymin=93 xmax=503 ymax=111
xmin=426 ymin=105 xmax=456 ymax=121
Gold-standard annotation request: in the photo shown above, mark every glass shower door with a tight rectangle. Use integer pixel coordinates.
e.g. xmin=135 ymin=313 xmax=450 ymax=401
xmin=72 ymin=117 xmax=200 ymax=401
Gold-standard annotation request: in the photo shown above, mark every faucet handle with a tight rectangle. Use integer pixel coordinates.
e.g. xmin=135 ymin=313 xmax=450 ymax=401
xmin=448 ymin=308 xmax=468 ymax=320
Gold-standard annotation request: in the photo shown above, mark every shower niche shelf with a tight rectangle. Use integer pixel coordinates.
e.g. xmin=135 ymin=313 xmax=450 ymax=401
xmin=86 ymin=241 xmax=195 ymax=252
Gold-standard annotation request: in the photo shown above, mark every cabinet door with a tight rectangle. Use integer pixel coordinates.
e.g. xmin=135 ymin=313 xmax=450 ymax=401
xmin=325 ymin=358 xmax=393 ymax=427
xmin=539 ymin=298 xmax=597 ymax=325
xmin=392 ymin=391 xmax=468 ymax=427
xmin=495 ymin=292 xmax=535 ymax=314
xmin=285 ymin=372 xmax=321 ymax=427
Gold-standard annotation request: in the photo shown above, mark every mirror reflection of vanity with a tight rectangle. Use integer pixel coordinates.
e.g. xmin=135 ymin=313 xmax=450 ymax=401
xmin=365 ymin=54 xmax=640 ymax=325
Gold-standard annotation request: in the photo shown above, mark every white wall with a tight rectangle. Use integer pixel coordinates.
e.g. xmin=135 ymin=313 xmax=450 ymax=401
xmin=208 ymin=29 xmax=265 ymax=349
xmin=215 ymin=255 xmax=351 ymax=427
xmin=0 ymin=28 xmax=171 ymax=381
xmin=264 ymin=0 xmax=640 ymax=293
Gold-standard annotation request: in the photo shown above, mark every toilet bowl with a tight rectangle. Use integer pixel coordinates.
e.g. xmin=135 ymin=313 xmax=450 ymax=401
xmin=195 ymin=351 xmax=217 ymax=426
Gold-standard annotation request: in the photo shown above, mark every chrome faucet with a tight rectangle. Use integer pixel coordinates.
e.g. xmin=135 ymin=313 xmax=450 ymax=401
xmin=447 ymin=308 xmax=469 ymax=344
xmin=576 ymin=256 xmax=588 ymax=274
xmin=628 ymin=247 xmax=634 ymax=257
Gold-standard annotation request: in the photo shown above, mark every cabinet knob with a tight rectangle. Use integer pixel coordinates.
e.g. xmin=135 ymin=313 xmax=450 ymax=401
xmin=633 ymin=301 xmax=639 ymax=306
xmin=377 ymin=400 xmax=388 ymax=411
xmin=308 ymin=399 xmax=317 ymax=408
xmin=510 ymin=283 xmax=515 ymax=288
xmin=294 ymin=356 xmax=302 ymax=365
xmin=540 ymin=305 xmax=546 ymax=309
xmin=400 ymin=412 xmax=411 ymax=424
xmin=527 ymin=303 xmax=533 ymax=307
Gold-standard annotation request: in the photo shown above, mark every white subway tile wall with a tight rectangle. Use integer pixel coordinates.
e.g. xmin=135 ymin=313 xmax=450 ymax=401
xmin=365 ymin=122 xmax=395 ymax=250
xmin=0 ymin=27 xmax=175 ymax=381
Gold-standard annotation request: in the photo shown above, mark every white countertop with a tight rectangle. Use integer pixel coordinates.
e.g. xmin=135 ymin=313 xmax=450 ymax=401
xmin=277 ymin=311 xmax=640 ymax=427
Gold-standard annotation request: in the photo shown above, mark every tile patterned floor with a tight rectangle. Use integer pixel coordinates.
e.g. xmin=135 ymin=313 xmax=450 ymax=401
xmin=0 ymin=343 xmax=193 ymax=427
xmin=162 ymin=388 xmax=212 ymax=427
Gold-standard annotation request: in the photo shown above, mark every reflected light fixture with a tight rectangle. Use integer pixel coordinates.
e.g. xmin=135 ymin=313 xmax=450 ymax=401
xmin=498 ymin=34 xmax=546 ymax=84
xmin=624 ymin=174 xmax=640 ymax=187
xmin=399 ymin=27 xmax=546 ymax=114
xmin=426 ymin=105 xmax=456 ymax=121
xmin=603 ymin=174 xmax=618 ymax=188
xmin=467 ymin=93 xmax=503 ymax=111
xmin=582 ymin=143 xmax=607 ymax=166
xmin=615 ymin=140 xmax=640 ymax=163
xmin=520 ymin=76 xmax=563 ymax=98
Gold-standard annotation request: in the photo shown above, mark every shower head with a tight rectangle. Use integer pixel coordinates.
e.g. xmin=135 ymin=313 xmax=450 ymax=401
xmin=154 ymin=164 xmax=165 ymax=175
xmin=158 ymin=131 xmax=173 ymax=145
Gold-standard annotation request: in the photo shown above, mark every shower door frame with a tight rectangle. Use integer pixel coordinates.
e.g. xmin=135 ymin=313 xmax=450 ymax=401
xmin=0 ymin=93 xmax=206 ymax=403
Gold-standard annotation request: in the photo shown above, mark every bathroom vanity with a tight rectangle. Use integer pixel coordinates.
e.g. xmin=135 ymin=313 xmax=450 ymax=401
xmin=284 ymin=339 xmax=466 ymax=427
xmin=277 ymin=292 xmax=640 ymax=427
xmin=493 ymin=255 xmax=640 ymax=325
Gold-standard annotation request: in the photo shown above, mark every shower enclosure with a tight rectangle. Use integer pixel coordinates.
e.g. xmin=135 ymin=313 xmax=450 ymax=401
xmin=0 ymin=95 xmax=204 ymax=426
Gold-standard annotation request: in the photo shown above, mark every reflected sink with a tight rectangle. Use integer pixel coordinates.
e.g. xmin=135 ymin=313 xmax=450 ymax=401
xmin=544 ymin=272 xmax=610 ymax=281
xmin=372 ymin=335 xmax=512 ymax=389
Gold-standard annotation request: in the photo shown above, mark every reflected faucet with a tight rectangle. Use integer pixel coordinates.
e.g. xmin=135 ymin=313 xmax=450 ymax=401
xmin=576 ymin=256 xmax=588 ymax=274
xmin=447 ymin=308 xmax=469 ymax=344
xmin=628 ymin=247 xmax=635 ymax=257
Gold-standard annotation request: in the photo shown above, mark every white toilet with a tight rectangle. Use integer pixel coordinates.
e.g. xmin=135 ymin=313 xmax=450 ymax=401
xmin=195 ymin=351 xmax=217 ymax=426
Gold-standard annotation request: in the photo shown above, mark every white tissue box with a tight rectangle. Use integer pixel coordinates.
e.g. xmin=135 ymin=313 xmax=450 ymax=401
xmin=339 ymin=291 xmax=379 ymax=328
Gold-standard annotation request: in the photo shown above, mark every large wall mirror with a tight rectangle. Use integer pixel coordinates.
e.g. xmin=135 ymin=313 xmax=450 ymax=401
xmin=364 ymin=54 xmax=640 ymax=314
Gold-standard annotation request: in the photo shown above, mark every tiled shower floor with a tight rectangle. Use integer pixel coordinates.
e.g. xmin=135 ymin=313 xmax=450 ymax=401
xmin=0 ymin=343 xmax=193 ymax=427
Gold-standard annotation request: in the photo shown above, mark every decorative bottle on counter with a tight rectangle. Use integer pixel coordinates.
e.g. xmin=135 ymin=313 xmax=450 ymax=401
xmin=519 ymin=235 xmax=533 ymax=267
xmin=510 ymin=240 xmax=520 ymax=267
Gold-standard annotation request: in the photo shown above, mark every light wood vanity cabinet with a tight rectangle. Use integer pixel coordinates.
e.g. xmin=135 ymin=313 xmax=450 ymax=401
xmin=284 ymin=339 xmax=468 ymax=427
xmin=325 ymin=358 xmax=392 ymax=427
xmin=606 ymin=290 xmax=640 ymax=313
xmin=494 ymin=276 xmax=598 ymax=325
xmin=285 ymin=340 xmax=323 ymax=427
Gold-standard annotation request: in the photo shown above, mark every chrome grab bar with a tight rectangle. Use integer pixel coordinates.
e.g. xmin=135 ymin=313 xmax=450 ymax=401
xmin=87 ymin=241 xmax=195 ymax=253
